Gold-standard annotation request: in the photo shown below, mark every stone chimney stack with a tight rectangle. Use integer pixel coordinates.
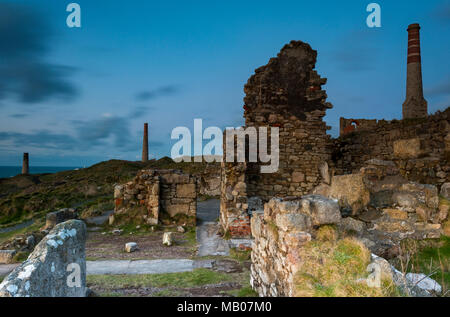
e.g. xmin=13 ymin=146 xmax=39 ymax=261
xmin=402 ymin=23 xmax=427 ymax=119
xmin=142 ymin=123 xmax=149 ymax=162
xmin=22 ymin=153 xmax=29 ymax=174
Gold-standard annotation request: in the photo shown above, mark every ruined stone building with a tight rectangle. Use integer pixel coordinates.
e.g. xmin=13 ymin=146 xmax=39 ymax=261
xmin=220 ymin=23 xmax=449 ymax=243
xmin=220 ymin=41 xmax=334 ymax=237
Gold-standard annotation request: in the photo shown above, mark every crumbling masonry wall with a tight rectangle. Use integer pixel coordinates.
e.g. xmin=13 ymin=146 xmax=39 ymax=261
xmin=250 ymin=196 xmax=341 ymax=296
xmin=114 ymin=169 xmax=196 ymax=225
xmin=339 ymin=118 xmax=378 ymax=136
xmin=332 ymin=108 xmax=450 ymax=187
xmin=220 ymin=41 xmax=333 ymax=237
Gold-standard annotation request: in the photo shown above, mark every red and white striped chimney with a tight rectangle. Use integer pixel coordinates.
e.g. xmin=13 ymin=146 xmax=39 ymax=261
xmin=402 ymin=23 xmax=427 ymax=119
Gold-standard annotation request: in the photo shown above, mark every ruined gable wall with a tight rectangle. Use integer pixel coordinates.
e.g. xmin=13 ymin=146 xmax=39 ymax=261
xmin=332 ymin=108 xmax=450 ymax=187
xmin=220 ymin=41 xmax=334 ymax=237
xmin=243 ymin=41 xmax=333 ymax=200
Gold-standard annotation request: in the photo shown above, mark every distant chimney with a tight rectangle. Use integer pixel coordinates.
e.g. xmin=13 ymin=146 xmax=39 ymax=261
xmin=402 ymin=23 xmax=427 ymax=119
xmin=142 ymin=123 xmax=149 ymax=162
xmin=22 ymin=153 xmax=29 ymax=174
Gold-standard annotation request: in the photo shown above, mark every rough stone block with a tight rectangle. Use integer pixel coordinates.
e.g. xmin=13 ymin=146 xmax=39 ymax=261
xmin=338 ymin=217 xmax=366 ymax=234
xmin=275 ymin=213 xmax=311 ymax=232
xmin=440 ymin=183 xmax=450 ymax=200
xmin=329 ymin=173 xmax=370 ymax=215
xmin=383 ymin=208 xmax=408 ymax=220
xmin=393 ymin=138 xmax=422 ymax=159
xmin=165 ymin=204 xmax=189 ymax=217
xmin=0 ymin=220 xmax=87 ymax=297
xmin=125 ymin=242 xmax=138 ymax=253
xmin=176 ymin=184 xmax=196 ymax=198
xmin=291 ymin=171 xmax=305 ymax=183
xmin=45 ymin=208 xmax=78 ymax=230
xmin=0 ymin=250 xmax=16 ymax=264
xmin=250 ymin=214 xmax=263 ymax=239
xmin=300 ymin=195 xmax=341 ymax=226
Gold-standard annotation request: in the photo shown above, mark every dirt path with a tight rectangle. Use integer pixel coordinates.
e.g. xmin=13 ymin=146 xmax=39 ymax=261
xmin=196 ymin=199 xmax=230 ymax=256
xmin=87 ymin=259 xmax=214 ymax=275
xmin=0 ymin=219 xmax=34 ymax=234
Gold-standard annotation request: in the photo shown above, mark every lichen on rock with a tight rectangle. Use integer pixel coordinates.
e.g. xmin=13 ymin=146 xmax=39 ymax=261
xmin=0 ymin=220 xmax=87 ymax=297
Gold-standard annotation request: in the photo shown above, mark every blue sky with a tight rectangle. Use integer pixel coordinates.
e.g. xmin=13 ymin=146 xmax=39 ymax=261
xmin=0 ymin=0 xmax=449 ymax=166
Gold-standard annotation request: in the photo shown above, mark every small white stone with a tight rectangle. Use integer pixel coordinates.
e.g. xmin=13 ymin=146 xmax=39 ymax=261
xmin=125 ymin=242 xmax=138 ymax=253
xmin=163 ymin=232 xmax=173 ymax=246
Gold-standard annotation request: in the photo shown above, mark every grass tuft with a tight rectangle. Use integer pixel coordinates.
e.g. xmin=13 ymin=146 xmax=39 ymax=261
xmin=293 ymin=236 xmax=397 ymax=297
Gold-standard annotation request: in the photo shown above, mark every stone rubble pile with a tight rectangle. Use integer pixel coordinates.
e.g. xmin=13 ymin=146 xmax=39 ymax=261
xmin=313 ymin=159 xmax=448 ymax=257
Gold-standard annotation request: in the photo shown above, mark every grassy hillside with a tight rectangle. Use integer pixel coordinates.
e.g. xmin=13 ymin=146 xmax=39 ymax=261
xmin=0 ymin=157 xmax=217 ymax=226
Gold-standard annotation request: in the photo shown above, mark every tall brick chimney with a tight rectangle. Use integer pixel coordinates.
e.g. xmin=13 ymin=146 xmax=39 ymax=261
xmin=22 ymin=153 xmax=29 ymax=174
xmin=402 ymin=23 xmax=427 ymax=119
xmin=142 ymin=123 xmax=149 ymax=162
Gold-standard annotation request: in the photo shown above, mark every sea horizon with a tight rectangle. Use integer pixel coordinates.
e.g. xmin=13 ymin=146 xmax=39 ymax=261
xmin=0 ymin=166 xmax=81 ymax=179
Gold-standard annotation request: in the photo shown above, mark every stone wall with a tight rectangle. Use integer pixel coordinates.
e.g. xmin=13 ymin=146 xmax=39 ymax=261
xmin=114 ymin=169 xmax=196 ymax=225
xmin=332 ymin=108 xmax=450 ymax=188
xmin=197 ymin=163 xmax=221 ymax=197
xmin=250 ymin=195 xmax=341 ymax=296
xmin=314 ymin=159 xmax=448 ymax=257
xmin=339 ymin=117 xmax=378 ymax=136
xmin=0 ymin=220 xmax=87 ymax=297
xmin=220 ymin=41 xmax=333 ymax=237
xmin=220 ymin=159 xmax=251 ymax=237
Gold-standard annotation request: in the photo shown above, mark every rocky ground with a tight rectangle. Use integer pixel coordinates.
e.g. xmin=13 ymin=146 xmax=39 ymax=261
xmin=84 ymin=199 xmax=254 ymax=297
xmin=85 ymin=230 xmax=196 ymax=261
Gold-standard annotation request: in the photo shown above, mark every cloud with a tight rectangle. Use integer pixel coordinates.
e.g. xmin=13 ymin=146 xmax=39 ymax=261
xmin=0 ymin=130 xmax=78 ymax=150
xmin=0 ymin=3 xmax=78 ymax=104
xmin=425 ymin=80 xmax=450 ymax=98
xmin=430 ymin=2 xmax=450 ymax=24
xmin=128 ymin=105 xmax=154 ymax=118
xmin=0 ymin=117 xmax=165 ymax=154
xmin=332 ymin=30 xmax=379 ymax=72
xmin=72 ymin=113 xmax=164 ymax=151
xmin=73 ymin=116 xmax=135 ymax=150
xmin=135 ymin=85 xmax=180 ymax=101
xmin=9 ymin=114 xmax=29 ymax=119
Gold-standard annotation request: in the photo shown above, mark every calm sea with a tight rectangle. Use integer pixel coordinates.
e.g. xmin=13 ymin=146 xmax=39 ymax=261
xmin=0 ymin=166 xmax=80 ymax=178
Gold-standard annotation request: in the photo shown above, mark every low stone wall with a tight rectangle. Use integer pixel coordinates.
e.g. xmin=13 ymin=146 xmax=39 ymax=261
xmin=114 ymin=169 xmax=197 ymax=225
xmin=250 ymin=195 xmax=341 ymax=296
xmin=159 ymin=170 xmax=197 ymax=219
xmin=0 ymin=220 xmax=87 ymax=297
